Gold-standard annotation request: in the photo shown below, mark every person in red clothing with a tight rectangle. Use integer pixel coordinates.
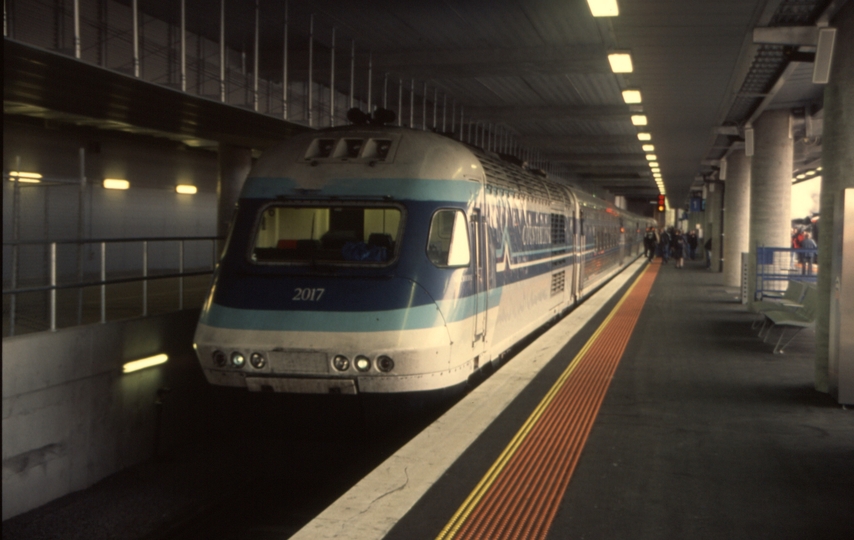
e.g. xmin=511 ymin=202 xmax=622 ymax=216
xmin=792 ymin=227 xmax=805 ymax=269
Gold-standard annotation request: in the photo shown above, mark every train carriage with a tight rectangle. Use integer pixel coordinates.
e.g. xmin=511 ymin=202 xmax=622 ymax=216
xmin=193 ymin=125 xmax=654 ymax=394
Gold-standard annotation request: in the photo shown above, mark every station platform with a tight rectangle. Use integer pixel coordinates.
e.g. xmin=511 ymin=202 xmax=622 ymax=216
xmin=4 ymin=257 xmax=852 ymax=539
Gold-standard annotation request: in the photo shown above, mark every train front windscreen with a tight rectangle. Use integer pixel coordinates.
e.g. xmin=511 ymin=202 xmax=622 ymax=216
xmin=250 ymin=204 xmax=402 ymax=264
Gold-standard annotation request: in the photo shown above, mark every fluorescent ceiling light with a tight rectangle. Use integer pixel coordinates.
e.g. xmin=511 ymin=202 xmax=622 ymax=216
xmin=103 ymin=178 xmax=130 ymax=190
xmin=631 ymin=115 xmax=647 ymax=126
xmin=642 ymin=144 xmax=655 ymax=152
xmin=123 ymin=354 xmax=168 ymax=373
xmin=797 ymin=174 xmax=806 ymax=179
xmin=806 ymin=170 xmax=816 ymax=176
xmin=176 ymin=184 xmax=198 ymax=195
xmin=608 ymin=53 xmax=633 ymax=73
xmin=9 ymin=171 xmax=42 ymax=183
xmin=587 ymin=0 xmax=619 ymax=17
xmin=651 ymin=167 xmax=661 ymax=173
xmin=637 ymin=133 xmax=652 ymax=141
xmin=9 ymin=171 xmax=43 ymax=179
xmin=646 ymin=154 xmax=658 ymax=161
xmin=622 ymin=89 xmax=642 ymax=104
xmin=649 ymin=162 xmax=659 ymax=167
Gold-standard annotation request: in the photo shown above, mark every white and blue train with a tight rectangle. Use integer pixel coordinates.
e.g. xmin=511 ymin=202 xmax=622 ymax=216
xmin=193 ymin=124 xmax=654 ymax=394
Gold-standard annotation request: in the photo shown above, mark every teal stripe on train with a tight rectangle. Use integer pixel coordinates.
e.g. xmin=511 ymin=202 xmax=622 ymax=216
xmin=241 ymin=177 xmax=483 ymax=202
xmin=202 ymin=287 xmax=505 ymax=332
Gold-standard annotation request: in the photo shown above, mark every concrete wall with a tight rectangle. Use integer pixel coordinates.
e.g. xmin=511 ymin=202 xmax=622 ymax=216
xmin=2 ymin=310 xmax=204 ymax=520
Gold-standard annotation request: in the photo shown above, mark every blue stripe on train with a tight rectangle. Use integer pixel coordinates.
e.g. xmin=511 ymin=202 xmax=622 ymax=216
xmin=202 ymin=286 xmax=505 ymax=331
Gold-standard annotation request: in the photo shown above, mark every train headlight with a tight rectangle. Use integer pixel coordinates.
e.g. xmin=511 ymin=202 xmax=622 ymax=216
xmin=377 ymin=356 xmax=394 ymax=373
xmin=355 ymin=355 xmax=371 ymax=372
xmin=230 ymin=352 xmax=246 ymax=368
xmin=333 ymin=355 xmax=350 ymax=371
xmin=249 ymin=352 xmax=266 ymax=369
xmin=213 ymin=350 xmax=227 ymax=367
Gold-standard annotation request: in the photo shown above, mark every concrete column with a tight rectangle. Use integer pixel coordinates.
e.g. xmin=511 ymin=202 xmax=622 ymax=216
xmin=816 ymin=2 xmax=854 ymax=393
xmin=705 ymin=181 xmax=723 ymax=271
xmin=723 ymin=150 xmax=751 ymax=287
xmin=747 ymin=109 xmax=793 ymax=308
xmin=217 ymin=144 xmax=252 ymax=238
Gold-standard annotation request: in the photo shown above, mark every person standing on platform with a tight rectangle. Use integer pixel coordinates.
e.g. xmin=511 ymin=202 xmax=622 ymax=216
xmin=801 ymin=232 xmax=817 ymax=275
xmin=687 ymin=229 xmax=698 ymax=260
xmin=644 ymin=227 xmax=657 ymax=260
xmin=792 ymin=226 xmax=805 ymax=270
xmin=659 ymin=227 xmax=671 ymax=264
xmin=672 ymin=229 xmax=685 ymax=268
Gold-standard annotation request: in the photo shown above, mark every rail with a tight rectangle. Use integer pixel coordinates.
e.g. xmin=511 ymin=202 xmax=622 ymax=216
xmin=756 ymin=246 xmax=818 ymax=300
xmin=3 ymin=236 xmax=222 ymax=337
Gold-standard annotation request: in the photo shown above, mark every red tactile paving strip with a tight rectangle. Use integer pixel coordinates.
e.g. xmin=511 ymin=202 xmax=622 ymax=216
xmin=438 ymin=261 xmax=660 ymax=540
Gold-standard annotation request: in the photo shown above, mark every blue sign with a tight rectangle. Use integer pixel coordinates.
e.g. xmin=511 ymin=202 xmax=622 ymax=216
xmin=690 ymin=197 xmax=704 ymax=212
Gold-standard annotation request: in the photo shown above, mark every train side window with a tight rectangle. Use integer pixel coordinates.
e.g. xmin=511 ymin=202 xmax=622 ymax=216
xmin=427 ymin=209 xmax=470 ymax=267
xmin=550 ymin=214 xmax=566 ymax=244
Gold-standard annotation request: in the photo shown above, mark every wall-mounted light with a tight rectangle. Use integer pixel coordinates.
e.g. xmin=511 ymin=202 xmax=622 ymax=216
xmin=622 ymin=89 xmax=642 ymax=104
xmin=745 ymin=125 xmax=755 ymax=157
xmin=8 ymin=171 xmax=43 ymax=183
xmin=608 ymin=53 xmax=633 ymax=73
xmin=103 ymin=178 xmax=130 ymax=190
xmin=631 ymin=115 xmax=647 ymax=126
xmin=176 ymin=184 xmax=198 ymax=194
xmin=637 ymin=133 xmax=652 ymax=141
xmin=587 ymin=0 xmax=619 ymax=17
xmin=123 ymin=354 xmax=168 ymax=374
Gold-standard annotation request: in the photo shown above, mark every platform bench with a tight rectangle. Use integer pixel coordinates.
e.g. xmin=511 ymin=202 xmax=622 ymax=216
xmin=759 ymin=284 xmax=818 ymax=354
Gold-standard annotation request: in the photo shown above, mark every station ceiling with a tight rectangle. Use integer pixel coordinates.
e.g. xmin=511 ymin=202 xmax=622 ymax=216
xmin=5 ymin=0 xmax=844 ymax=206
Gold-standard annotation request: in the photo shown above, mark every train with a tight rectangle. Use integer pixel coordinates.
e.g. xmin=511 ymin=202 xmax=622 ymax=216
xmin=193 ymin=120 xmax=655 ymax=395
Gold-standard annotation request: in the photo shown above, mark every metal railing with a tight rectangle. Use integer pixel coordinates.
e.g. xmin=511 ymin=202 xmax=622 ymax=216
xmin=3 ymin=236 xmax=222 ymax=337
xmin=756 ymin=246 xmax=818 ymax=300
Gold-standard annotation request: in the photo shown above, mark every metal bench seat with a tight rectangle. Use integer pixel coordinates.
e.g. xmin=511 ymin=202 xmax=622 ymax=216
xmin=759 ymin=285 xmax=818 ymax=354
xmin=751 ymin=280 xmax=808 ymax=329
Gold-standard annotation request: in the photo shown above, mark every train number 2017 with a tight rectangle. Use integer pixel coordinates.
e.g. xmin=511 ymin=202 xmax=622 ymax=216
xmin=293 ymin=288 xmax=325 ymax=301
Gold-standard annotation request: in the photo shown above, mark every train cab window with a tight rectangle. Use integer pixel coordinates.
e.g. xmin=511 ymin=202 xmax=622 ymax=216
xmin=426 ymin=209 xmax=470 ymax=268
xmin=251 ymin=204 xmax=401 ymax=264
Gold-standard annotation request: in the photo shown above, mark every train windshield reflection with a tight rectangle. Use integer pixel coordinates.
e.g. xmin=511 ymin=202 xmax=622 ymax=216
xmin=251 ymin=204 xmax=401 ymax=264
